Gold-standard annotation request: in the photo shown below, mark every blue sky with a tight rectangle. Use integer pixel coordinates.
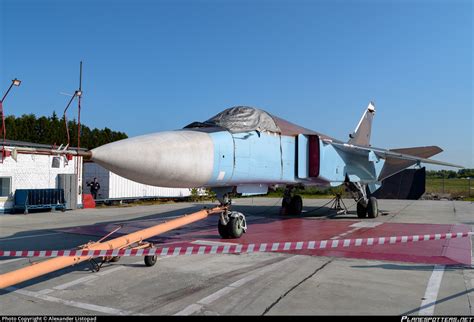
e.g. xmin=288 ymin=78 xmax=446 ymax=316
xmin=1 ymin=0 xmax=472 ymax=168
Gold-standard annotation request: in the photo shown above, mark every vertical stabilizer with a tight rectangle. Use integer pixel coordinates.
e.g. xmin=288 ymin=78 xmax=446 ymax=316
xmin=348 ymin=102 xmax=375 ymax=146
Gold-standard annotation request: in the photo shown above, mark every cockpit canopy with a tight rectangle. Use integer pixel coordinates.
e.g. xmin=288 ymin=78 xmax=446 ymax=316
xmin=184 ymin=106 xmax=281 ymax=134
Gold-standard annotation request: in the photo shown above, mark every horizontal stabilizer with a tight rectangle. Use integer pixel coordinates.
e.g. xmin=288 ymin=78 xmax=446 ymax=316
xmin=378 ymin=146 xmax=442 ymax=181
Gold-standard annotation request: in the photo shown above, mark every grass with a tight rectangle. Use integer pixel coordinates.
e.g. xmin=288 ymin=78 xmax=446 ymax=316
xmin=95 ymin=178 xmax=473 ymax=208
xmin=425 ymin=178 xmax=472 ymax=198
xmin=265 ymin=179 xmax=473 ymax=201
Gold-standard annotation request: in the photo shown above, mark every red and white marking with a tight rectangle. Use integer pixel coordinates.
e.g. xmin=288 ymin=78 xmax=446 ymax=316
xmin=1 ymin=231 xmax=471 ymax=258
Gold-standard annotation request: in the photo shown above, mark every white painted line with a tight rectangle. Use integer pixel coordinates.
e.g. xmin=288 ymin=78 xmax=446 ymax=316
xmin=229 ymin=275 xmax=258 ymax=288
xmin=192 ymin=240 xmax=239 ymax=246
xmin=175 ymin=303 xmax=203 ymax=316
xmin=54 ymin=275 xmax=98 ymax=290
xmin=0 ymin=258 xmax=25 ymax=265
xmin=0 ymin=232 xmax=62 ymax=241
xmin=96 ymin=266 xmax=127 ymax=276
xmin=6 ymin=287 xmax=136 ymax=315
xmin=198 ymin=287 xmax=234 ymax=305
xmin=52 ymin=259 xmax=154 ymax=290
xmin=349 ymin=222 xmax=383 ymax=228
xmin=175 ymin=256 xmax=299 ymax=316
xmin=330 ymin=227 xmax=361 ymax=240
xmin=419 ymin=265 xmax=445 ymax=315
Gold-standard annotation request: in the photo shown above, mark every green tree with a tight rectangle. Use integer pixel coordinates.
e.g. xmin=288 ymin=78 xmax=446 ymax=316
xmin=4 ymin=112 xmax=128 ymax=149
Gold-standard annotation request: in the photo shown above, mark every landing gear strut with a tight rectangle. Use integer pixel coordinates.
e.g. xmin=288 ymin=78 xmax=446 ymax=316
xmin=345 ymin=182 xmax=378 ymax=218
xmin=215 ymin=192 xmax=247 ymax=239
xmin=280 ymin=186 xmax=303 ymax=216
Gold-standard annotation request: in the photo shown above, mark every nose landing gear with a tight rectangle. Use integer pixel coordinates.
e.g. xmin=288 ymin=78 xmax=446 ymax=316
xmin=218 ymin=211 xmax=247 ymax=239
xmin=214 ymin=191 xmax=248 ymax=239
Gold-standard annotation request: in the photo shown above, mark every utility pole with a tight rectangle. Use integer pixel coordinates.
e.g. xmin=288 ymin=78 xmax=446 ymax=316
xmin=0 ymin=78 xmax=21 ymax=162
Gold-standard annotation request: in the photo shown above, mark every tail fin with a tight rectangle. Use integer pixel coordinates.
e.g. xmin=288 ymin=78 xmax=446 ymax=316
xmin=348 ymin=102 xmax=376 ymax=146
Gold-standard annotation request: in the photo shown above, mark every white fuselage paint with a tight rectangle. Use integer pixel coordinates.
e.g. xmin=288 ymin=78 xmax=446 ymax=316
xmin=91 ymin=131 xmax=214 ymax=188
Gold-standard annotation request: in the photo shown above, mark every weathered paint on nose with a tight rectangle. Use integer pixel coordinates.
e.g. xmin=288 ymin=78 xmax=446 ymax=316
xmin=90 ymin=130 xmax=214 ymax=188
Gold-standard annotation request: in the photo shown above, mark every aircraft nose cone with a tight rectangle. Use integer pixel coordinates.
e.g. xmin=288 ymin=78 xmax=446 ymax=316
xmin=90 ymin=130 xmax=214 ymax=188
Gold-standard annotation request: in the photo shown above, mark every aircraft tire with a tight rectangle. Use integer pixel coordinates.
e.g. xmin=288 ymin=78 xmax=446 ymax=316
xmin=218 ymin=219 xmax=231 ymax=239
xmin=144 ymin=255 xmax=157 ymax=267
xmin=289 ymin=195 xmax=303 ymax=215
xmin=357 ymin=202 xmax=367 ymax=218
xmin=367 ymin=197 xmax=379 ymax=218
xmin=280 ymin=198 xmax=291 ymax=216
xmin=227 ymin=216 xmax=244 ymax=238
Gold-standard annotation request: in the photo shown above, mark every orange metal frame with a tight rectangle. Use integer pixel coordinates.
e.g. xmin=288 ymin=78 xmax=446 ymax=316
xmin=0 ymin=206 xmax=226 ymax=289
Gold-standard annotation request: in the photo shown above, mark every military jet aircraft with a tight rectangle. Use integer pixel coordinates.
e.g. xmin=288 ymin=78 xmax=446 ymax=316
xmin=89 ymin=103 xmax=462 ymax=239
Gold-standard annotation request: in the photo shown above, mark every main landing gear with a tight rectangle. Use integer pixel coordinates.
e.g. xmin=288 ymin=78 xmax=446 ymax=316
xmin=280 ymin=186 xmax=303 ymax=216
xmin=216 ymin=192 xmax=247 ymax=239
xmin=345 ymin=181 xmax=379 ymax=218
xmin=346 ymin=182 xmax=378 ymax=218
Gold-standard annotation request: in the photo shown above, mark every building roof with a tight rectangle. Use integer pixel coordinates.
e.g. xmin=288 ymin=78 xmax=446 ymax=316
xmin=3 ymin=139 xmax=87 ymax=151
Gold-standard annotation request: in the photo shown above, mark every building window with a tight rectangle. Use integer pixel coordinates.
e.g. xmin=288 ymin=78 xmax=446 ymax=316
xmin=0 ymin=177 xmax=11 ymax=197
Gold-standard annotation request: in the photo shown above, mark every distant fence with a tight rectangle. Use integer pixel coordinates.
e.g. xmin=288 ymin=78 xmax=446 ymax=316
xmin=425 ymin=178 xmax=472 ymax=198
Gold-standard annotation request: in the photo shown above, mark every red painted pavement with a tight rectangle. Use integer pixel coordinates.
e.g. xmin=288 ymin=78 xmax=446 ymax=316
xmin=57 ymin=216 xmax=472 ymax=265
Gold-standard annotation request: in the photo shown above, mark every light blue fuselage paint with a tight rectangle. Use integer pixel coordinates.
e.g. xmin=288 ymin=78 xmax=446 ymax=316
xmin=203 ymin=129 xmax=383 ymax=189
xmin=207 ymin=130 xmax=296 ymax=186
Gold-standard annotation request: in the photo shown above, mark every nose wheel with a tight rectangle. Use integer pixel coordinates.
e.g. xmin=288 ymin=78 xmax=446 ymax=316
xmin=218 ymin=211 xmax=247 ymax=239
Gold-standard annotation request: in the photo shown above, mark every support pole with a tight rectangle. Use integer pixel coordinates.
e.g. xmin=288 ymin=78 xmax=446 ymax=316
xmin=0 ymin=206 xmax=225 ymax=289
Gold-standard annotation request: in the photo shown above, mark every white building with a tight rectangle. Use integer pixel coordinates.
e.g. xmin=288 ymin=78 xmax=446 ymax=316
xmin=0 ymin=140 xmax=83 ymax=213
xmin=0 ymin=140 xmax=193 ymax=214
xmin=83 ymin=162 xmax=192 ymax=200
